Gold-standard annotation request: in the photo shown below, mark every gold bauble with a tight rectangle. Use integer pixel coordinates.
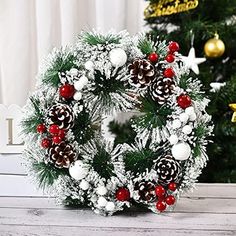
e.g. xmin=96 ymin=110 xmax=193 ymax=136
xmin=204 ymin=33 xmax=225 ymax=58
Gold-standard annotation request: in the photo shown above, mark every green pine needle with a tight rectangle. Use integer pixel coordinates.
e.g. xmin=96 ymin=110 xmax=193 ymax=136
xmin=124 ymin=148 xmax=158 ymax=175
xmin=91 ymin=144 xmax=114 ymax=179
xmin=31 ymin=161 xmax=67 ymax=189
xmin=82 ymin=31 xmax=121 ymax=45
xmin=42 ymin=52 xmax=76 ymax=87
xmin=21 ymin=97 xmax=44 ymax=134
xmin=134 ymin=96 xmax=172 ymax=129
xmin=137 ymin=37 xmax=155 ymax=55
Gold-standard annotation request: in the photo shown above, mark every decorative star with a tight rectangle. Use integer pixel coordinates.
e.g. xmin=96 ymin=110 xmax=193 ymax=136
xmin=229 ymin=104 xmax=236 ymax=123
xmin=181 ymin=47 xmax=206 ymax=74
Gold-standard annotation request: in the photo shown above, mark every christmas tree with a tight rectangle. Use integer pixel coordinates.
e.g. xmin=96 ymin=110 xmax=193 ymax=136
xmin=144 ymin=0 xmax=236 ymax=182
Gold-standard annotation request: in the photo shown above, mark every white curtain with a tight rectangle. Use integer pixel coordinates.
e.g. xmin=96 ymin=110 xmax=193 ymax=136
xmin=0 ymin=0 xmax=147 ymax=106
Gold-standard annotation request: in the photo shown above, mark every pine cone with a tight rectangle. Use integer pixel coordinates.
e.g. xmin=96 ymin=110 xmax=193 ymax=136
xmin=155 ymin=155 xmax=181 ymax=185
xmin=134 ymin=180 xmax=156 ymax=203
xmin=149 ymin=76 xmax=176 ymax=104
xmin=48 ymin=104 xmax=74 ymax=130
xmin=128 ymin=59 xmax=155 ymax=88
xmin=47 ymin=141 xmax=77 ymax=168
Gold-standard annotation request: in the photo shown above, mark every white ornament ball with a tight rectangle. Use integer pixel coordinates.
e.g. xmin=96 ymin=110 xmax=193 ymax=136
xmin=69 ymin=160 xmax=89 ymax=180
xmin=79 ymin=179 xmax=90 ymax=190
xmin=73 ymin=91 xmax=82 ymax=101
xmin=172 ymin=119 xmax=182 ymax=129
xmin=90 ymin=195 xmax=98 ymax=203
xmin=105 ymin=202 xmax=115 ymax=211
xmin=96 ymin=186 xmax=108 ymax=196
xmin=80 ymin=75 xmax=89 ymax=86
xmin=182 ymin=125 xmax=193 ymax=135
xmin=189 ymin=113 xmax=197 ymax=121
xmin=171 ymin=142 xmax=191 ymax=161
xmin=168 ymin=134 xmax=179 ymax=145
xmin=97 ymin=196 xmax=107 ymax=208
xmin=85 ymin=61 xmax=94 ymax=71
xmin=185 ymin=106 xmax=195 ymax=115
xmin=74 ymin=81 xmax=84 ymax=91
xmin=109 ymin=48 xmax=127 ymax=67
xmin=70 ymin=68 xmax=79 ymax=76
xmin=179 ymin=113 xmax=189 ymax=123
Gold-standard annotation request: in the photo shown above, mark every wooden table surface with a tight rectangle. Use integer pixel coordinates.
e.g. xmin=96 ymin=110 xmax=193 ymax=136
xmin=0 ymin=183 xmax=236 ymax=236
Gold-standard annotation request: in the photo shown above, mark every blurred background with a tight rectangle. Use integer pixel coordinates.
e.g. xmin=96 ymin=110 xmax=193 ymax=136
xmin=0 ymin=0 xmax=146 ymax=106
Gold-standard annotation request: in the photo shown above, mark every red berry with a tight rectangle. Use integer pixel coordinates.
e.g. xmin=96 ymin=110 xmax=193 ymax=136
xmin=41 ymin=138 xmax=51 ymax=148
xmin=165 ymin=54 xmax=175 ymax=63
xmin=168 ymin=42 xmax=180 ymax=52
xmin=156 ymin=201 xmax=166 ymax=212
xmin=165 ymin=195 xmax=176 ymax=205
xmin=116 ymin=187 xmax=130 ymax=201
xmin=168 ymin=182 xmax=177 ymax=191
xmin=148 ymin=52 xmax=159 ymax=63
xmin=37 ymin=124 xmax=46 ymax=133
xmin=59 ymin=84 xmax=75 ymax=99
xmin=177 ymin=94 xmax=192 ymax=109
xmin=163 ymin=68 xmax=175 ymax=78
xmin=52 ymin=136 xmax=62 ymax=144
xmin=58 ymin=129 xmax=66 ymax=139
xmin=49 ymin=124 xmax=60 ymax=135
xmin=155 ymin=185 xmax=166 ymax=197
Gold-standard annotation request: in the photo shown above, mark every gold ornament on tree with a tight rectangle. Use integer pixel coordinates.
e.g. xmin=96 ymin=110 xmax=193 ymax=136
xmin=144 ymin=0 xmax=199 ymax=19
xmin=204 ymin=33 xmax=225 ymax=58
xmin=229 ymin=104 xmax=236 ymax=123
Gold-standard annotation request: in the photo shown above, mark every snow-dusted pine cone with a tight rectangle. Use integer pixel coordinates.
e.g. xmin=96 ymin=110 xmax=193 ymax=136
xmin=155 ymin=155 xmax=181 ymax=185
xmin=47 ymin=141 xmax=77 ymax=168
xmin=149 ymin=76 xmax=176 ymax=104
xmin=48 ymin=104 xmax=74 ymax=130
xmin=128 ymin=59 xmax=155 ymax=88
xmin=134 ymin=180 xmax=156 ymax=203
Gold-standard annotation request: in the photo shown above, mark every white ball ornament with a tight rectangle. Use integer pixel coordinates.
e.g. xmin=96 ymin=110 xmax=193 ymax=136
xmin=185 ymin=106 xmax=195 ymax=115
xmin=172 ymin=119 xmax=182 ymax=129
xmin=74 ymin=81 xmax=84 ymax=91
xmin=79 ymin=179 xmax=90 ymax=190
xmin=69 ymin=160 xmax=89 ymax=180
xmin=105 ymin=202 xmax=115 ymax=211
xmin=97 ymin=197 xmax=107 ymax=208
xmin=69 ymin=68 xmax=79 ymax=76
xmin=189 ymin=112 xmax=197 ymax=121
xmin=85 ymin=61 xmax=94 ymax=71
xmin=73 ymin=91 xmax=82 ymax=101
xmin=179 ymin=113 xmax=189 ymax=123
xmin=171 ymin=142 xmax=191 ymax=161
xmin=168 ymin=134 xmax=179 ymax=145
xmin=96 ymin=186 xmax=108 ymax=196
xmin=182 ymin=125 xmax=193 ymax=135
xmin=109 ymin=48 xmax=127 ymax=67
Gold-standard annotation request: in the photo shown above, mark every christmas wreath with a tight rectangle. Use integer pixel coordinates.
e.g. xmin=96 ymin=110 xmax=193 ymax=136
xmin=22 ymin=30 xmax=213 ymax=216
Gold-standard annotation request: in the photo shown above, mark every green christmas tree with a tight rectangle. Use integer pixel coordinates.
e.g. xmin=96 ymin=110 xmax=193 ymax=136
xmin=143 ymin=0 xmax=236 ymax=182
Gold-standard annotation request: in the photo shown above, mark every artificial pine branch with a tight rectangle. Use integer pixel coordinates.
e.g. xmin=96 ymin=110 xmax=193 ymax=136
xmin=82 ymin=31 xmax=121 ymax=45
xmin=31 ymin=161 xmax=67 ymax=189
xmin=137 ymin=37 xmax=155 ymax=55
xmin=42 ymin=52 xmax=77 ymax=87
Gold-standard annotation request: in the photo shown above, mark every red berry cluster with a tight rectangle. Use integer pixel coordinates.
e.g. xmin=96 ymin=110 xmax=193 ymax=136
xmin=36 ymin=123 xmax=67 ymax=148
xmin=155 ymin=182 xmax=177 ymax=212
xmin=147 ymin=41 xmax=179 ymax=80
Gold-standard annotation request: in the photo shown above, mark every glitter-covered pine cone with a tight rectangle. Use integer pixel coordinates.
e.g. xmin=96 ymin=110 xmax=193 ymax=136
xmin=149 ymin=76 xmax=176 ymax=104
xmin=155 ymin=155 xmax=181 ymax=185
xmin=134 ymin=180 xmax=156 ymax=203
xmin=47 ymin=141 xmax=77 ymax=168
xmin=128 ymin=59 xmax=155 ymax=88
xmin=48 ymin=104 xmax=75 ymax=130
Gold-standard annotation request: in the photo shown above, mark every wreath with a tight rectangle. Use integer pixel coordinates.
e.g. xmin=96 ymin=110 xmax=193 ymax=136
xmin=22 ymin=30 xmax=213 ymax=216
